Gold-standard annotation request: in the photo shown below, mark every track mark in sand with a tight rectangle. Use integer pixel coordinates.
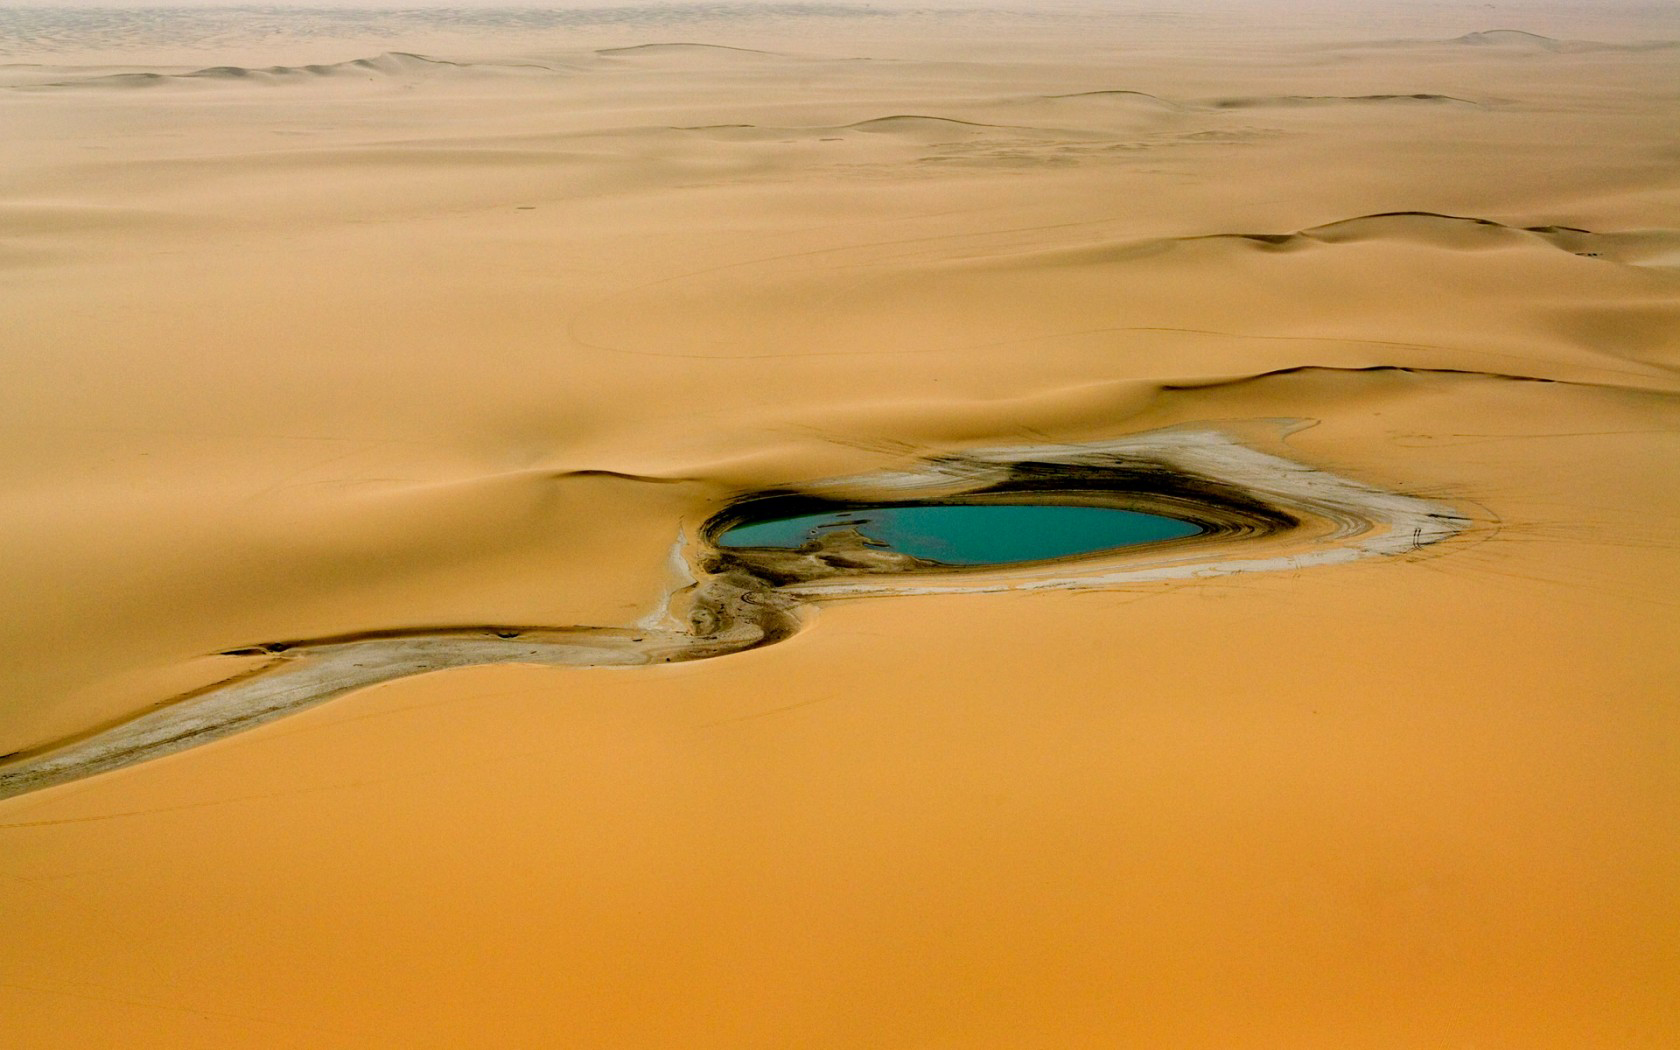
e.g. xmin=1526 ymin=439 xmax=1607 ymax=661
xmin=0 ymin=781 xmax=390 ymax=828
xmin=0 ymin=975 xmax=372 ymax=1038
xmin=698 ymin=695 xmax=836 ymax=729
xmin=0 ymin=743 xmax=556 ymax=829
xmin=0 ymin=428 xmax=1471 ymax=802
xmin=1201 ymin=93 xmax=1480 ymax=109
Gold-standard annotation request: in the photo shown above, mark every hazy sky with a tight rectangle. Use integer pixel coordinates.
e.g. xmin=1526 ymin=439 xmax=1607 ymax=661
xmin=8 ymin=0 xmax=1660 ymax=13
xmin=6 ymin=0 xmax=993 ymax=7
xmin=7 ymin=0 xmax=1672 ymax=43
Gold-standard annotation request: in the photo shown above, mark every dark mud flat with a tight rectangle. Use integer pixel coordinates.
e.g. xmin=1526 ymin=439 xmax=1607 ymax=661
xmin=0 ymin=429 xmax=1465 ymax=801
xmin=703 ymin=452 xmax=1299 ymax=585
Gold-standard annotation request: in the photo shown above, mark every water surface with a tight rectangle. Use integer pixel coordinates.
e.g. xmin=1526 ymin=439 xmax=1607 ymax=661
xmin=719 ymin=503 xmax=1200 ymax=566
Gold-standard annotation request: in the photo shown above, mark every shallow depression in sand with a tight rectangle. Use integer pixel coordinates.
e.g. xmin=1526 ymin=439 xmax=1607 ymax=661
xmin=718 ymin=503 xmax=1203 ymax=566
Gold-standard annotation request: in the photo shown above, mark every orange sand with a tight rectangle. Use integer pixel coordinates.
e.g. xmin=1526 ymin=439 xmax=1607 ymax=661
xmin=1 ymin=2 xmax=1676 ymax=1046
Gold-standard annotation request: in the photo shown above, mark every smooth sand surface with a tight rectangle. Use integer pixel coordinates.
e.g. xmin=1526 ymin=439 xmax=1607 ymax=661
xmin=1 ymin=2 xmax=1676 ymax=1046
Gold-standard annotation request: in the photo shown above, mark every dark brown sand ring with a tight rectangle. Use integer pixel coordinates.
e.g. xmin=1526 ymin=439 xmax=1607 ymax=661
xmin=0 ymin=427 xmax=1469 ymax=801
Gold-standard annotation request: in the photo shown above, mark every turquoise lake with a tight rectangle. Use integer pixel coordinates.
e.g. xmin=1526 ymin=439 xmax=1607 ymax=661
xmin=717 ymin=503 xmax=1201 ymax=566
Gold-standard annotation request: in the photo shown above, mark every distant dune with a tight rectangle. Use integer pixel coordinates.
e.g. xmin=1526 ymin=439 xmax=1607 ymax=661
xmin=1202 ymin=211 xmax=1597 ymax=250
xmin=845 ymin=114 xmax=1021 ymax=134
xmin=1453 ymin=29 xmax=1568 ymax=50
xmin=1024 ymin=213 xmax=1679 ymax=284
xmin=28 ymin=51 xmax=549 ymax=89
xmin=596 ymin=42 xmax=784 ymax=58
xmin=1351 ymin=28 xmax=1680 ymax=54
xmin=1043 ymin=89 xmax=1179 ymax=108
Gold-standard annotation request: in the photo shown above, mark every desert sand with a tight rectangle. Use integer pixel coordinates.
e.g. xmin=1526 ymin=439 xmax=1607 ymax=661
xmin=0 ymin=1 xmax=1676 ymax=1046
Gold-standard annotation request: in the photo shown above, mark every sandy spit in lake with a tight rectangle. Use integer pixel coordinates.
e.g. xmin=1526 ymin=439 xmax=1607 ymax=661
xmin=0 ymin=2 xmax=1676 ymax=1046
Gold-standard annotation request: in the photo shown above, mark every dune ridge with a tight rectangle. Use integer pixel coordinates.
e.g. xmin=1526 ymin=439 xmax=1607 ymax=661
xmin=1455 ymin=29 xmax=1568 ymax=50
xmin=1063 ymin=211 xmax=1680 ymax=271
xmin=846 ymin=114 xmax=1030 ymax=132
xmin=671 ymin=113 xmax=1061 ymax=142
xmin=679 ymin=114 xmax=1039 ymax=135
xmin=25 ymin=50 xmax=546 ymax=89
xmin=1354 ymin=28 xmax=1680 ymax=54
xmin=0 ymin=4 xmax=897 ymax=58
xmin=596 ymin=42 xmax=784 ymax=57
xmin=1204 ymin=211 xmax=1589 ymax=245
xmin=1044 ymin=88 xmax=1179 ymax=106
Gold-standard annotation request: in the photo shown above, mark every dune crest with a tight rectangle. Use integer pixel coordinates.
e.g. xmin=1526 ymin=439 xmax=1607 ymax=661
xmin=29 ymin=51 xmax=537 ymax=90
xmin=1454 ymin=29 xmax=1566 ymax=50
xmin=1355 ymin=28 xmax=1679 ymax=54
xmin=846 ymin=114 xmax=1019 ymax=132
xmin=1044 ymin=88 xmax=1179 ymax=107
xmin=1137 ymin=211 xmax=1674 ymax=265
xmin=596 ymin=42 xmax=783 ymax=57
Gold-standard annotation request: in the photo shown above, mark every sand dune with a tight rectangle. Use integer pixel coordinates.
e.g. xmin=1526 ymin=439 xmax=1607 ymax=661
xmin=597 ymin=41 xmax=787 ymax=59
xmin=1283 ymin=212 xmax=1680 ymax=270
xmin=23 ymin=50 xmax=551 ymax=90
xmin=1454 ymin=29 xmax=1569 ymax=50
xmin=0 ymin=3 xmax=1676 ymax=1047
xmin=564 ymin=203 xmax=1680 ymax=388
xmin=1355 ymin=27 xmax=1680 ymax=54
xmin=847 ymin=114 xmax=1012 ymax=131
xmin=1195 ymin=211 xmax=1588 ymax=249
xmin=1449 ymin=28 xmax=1679 ymax=52
xmin=1043 ymin=88 xmax=1178 ymax=107
xmin=679 ymin=113 xmax=1048 ymax=137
